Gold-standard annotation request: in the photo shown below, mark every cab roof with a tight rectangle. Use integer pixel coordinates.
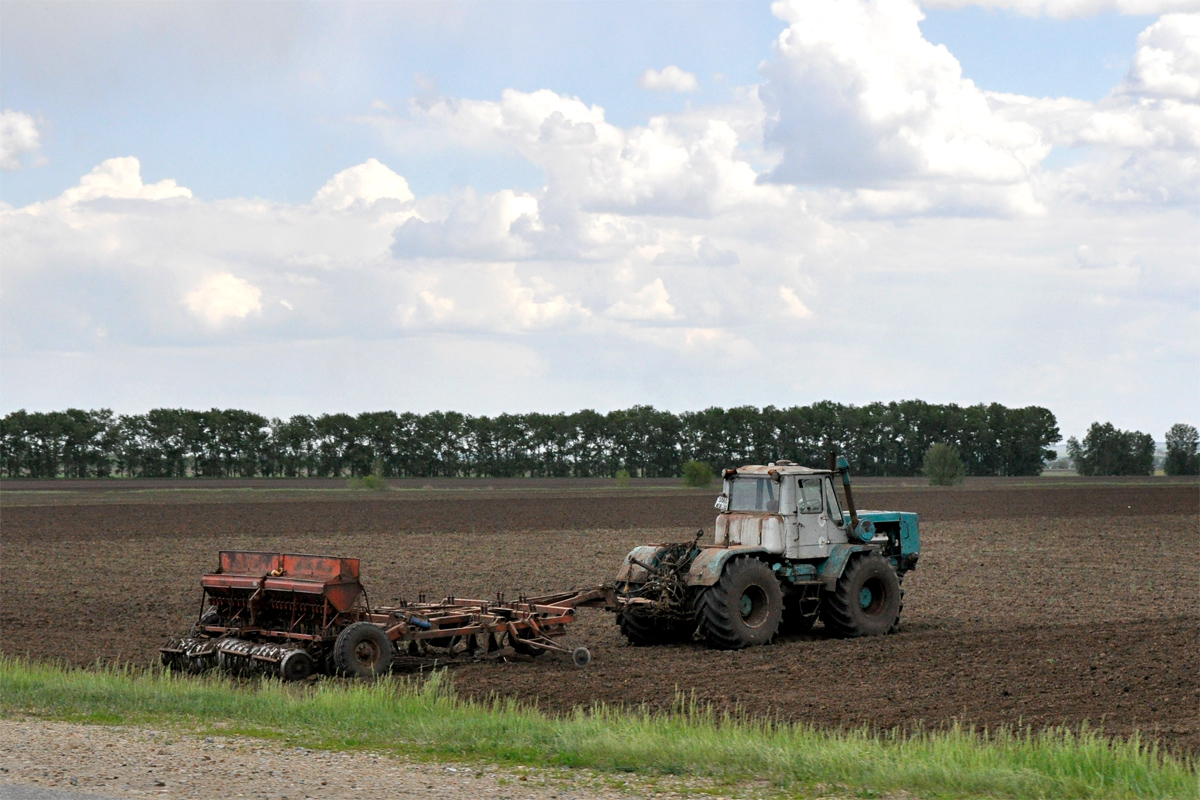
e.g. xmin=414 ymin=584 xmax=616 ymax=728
xmin=728 ymin=462 xmax=832 ymax=477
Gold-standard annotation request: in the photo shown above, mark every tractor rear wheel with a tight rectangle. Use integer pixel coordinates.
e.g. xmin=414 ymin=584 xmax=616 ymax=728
xmin=696 ymin=557 xmax=783 ymax=649
xmin=820 ymin=552 xmax=902 ymax=638
xmin=616 ymin=607 xmax=693 ymax=646
xmin=333 ymin=622 xmax=392 ymax=678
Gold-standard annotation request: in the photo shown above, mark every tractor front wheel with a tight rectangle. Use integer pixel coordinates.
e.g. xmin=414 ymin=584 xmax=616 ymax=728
xmin=696 ymin=556 xmax=783 ymax=649
xmin=333 ymin=622 xmax=393 ymax=678
xmin=820 ymin=552 xmax=902 ymax=638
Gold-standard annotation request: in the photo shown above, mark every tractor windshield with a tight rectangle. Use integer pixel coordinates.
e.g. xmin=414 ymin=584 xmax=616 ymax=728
xmin=728 ymin=478 xmax=780 ymax=513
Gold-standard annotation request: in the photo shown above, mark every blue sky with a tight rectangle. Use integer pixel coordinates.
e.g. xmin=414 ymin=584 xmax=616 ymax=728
xmin=2 ymin=0 xmax=1197 ymax=441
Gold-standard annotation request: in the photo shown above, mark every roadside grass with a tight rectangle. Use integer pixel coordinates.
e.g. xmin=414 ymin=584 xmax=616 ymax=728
xmin=1 ymin=657 xmax=1194 ymax=799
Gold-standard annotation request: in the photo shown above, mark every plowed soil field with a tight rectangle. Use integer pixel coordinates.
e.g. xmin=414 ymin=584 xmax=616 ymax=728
xmin=2 ymin=482 xmax=1196 ymax=753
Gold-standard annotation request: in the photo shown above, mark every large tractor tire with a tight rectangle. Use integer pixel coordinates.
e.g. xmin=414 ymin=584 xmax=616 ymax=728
xmin=333 ymin=622 xmax=393 ymax=678
xmin=616 ymin=607 xmax=693 ymax=646
xmin=696 ymin=556 xmax=783 ymax=650
xmin=820 ymin=552 xmax=902 ymax=638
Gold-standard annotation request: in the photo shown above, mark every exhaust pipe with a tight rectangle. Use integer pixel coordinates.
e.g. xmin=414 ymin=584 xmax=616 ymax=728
xmin=829 ymin=451 xmax=869 ymax=540
xmin=835 ymin=454 xmax=860 ymax=531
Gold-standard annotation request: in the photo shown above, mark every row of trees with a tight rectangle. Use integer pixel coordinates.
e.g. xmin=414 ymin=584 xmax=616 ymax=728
xmin=1164 ymin=423 xmax=1200 ymax=475
xmin=0 ymin=401 xmax=1061 ymax=480
xmin=1065 ymin=422 xmax=1200 ymax=476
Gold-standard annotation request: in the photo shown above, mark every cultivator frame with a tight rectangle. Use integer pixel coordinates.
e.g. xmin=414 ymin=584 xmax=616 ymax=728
xmin=162 ymin=550 xmax=612 ymax=680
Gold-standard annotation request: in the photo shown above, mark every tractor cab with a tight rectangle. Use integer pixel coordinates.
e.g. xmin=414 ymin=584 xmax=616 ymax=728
xmin=714 ymin=462 xmax=849 ymax=559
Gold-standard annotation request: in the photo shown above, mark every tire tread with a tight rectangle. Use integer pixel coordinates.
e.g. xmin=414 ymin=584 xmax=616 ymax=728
xmin=333 ymin=621 xmax=392 ymax=678
xmin=819 ymin=552 xmax=901 ymax=638
xmin=696 ymin=556 xmax=782 ymax=650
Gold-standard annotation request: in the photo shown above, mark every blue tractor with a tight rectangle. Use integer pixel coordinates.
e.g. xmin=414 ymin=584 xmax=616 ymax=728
xmin=612 ymin=456 xmax=920 ymax=649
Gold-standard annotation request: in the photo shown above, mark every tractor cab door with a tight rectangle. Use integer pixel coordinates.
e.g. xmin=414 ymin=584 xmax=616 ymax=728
xmin=792 ymin=479 xmax=849 ymax=561
xmin=792 ymin=477 xmax=834 ymax=559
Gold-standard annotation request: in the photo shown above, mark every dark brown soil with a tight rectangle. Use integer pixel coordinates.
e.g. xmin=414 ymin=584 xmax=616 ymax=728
xmin=1 ymin=484 xmax=1196 ymax=753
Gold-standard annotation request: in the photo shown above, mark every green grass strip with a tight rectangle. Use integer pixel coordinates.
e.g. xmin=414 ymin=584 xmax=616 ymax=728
xmin=0 ymin=656 xmax=1194 ymax=799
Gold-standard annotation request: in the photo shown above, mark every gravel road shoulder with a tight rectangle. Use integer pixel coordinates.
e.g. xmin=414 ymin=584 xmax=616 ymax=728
xmin=0 ymin=719 xmax=790 ymax=800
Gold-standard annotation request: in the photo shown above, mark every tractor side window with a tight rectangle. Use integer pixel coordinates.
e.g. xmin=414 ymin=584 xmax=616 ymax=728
xmin=798 ymin=479 xmax=823 ymax=513
xmin=823 ymin=478 xmax=845 ymax=526
xmin=728 ymin=478 xmax=780 ymax=512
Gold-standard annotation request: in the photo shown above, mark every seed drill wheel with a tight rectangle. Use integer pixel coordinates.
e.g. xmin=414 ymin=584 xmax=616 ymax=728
xmin=696 ymin=556 xmax=783 ymax=649
xmin=616 ymin=607 xmax=694 ymax=646
xmin=333 ymin=622 xmax=393 ymax=678
xmin=278 ymin=650 xmax=315 ymax=682
xmin=819 ymin=552 xmax=902 ymax=638
xmin=572 ymin=647 xmax=592 ymax=668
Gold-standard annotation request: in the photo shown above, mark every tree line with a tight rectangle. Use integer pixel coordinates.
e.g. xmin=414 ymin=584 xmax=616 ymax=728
xmin=1066 ymin=421 xmax=1200 ymax=477
xmin=0 ymin=402 xmax=1062 ymax=480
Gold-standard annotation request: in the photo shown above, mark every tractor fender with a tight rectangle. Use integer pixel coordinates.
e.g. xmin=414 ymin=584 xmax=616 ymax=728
xmin=817 ymin=543 xmax=876 ymax=590
xmin=615 ymin=545 xmax=669 ymax=584
xmin=684 ymin=546 xmax=770 ymax=587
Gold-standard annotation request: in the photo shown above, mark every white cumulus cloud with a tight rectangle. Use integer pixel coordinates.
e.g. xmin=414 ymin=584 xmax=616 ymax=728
xmin=920 ymin=0 xmax=1199 ymax=19
xmin=398 ymin=264 xmax=587 ymax=332
xmin=313 ymin=158 xmax=415 ymax=210
xmin=393 ymin=188 xmax=542 ymax=260
xmin=760 ymin=0 xmax=1048 ymax=216
xmin=1119 ymin=14 xmax=1200 ymax=100
xmin=779 ymin=286 xmax=813 ymax=318
xmin=0 ymin=110 xmax=41 ymax=170
xmin=185 ymin=273 xmax=264 ymax=325
xmin=388 ymin=88 xmax=785 ymax=220
xmin=653 ymin=236 xmax=740 ymax=266
xmin=3 ymin=9 xmax=1198 ymax=433
xmin=989 ymin=14 xmax=1200 ymax=206
xmin=58 ymin=157 xmax=192 ymax=205
xmin=605 ymin=278 xmax=678 ymax=320
xmin=638 ymin=65 xmax=699 ymax=93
